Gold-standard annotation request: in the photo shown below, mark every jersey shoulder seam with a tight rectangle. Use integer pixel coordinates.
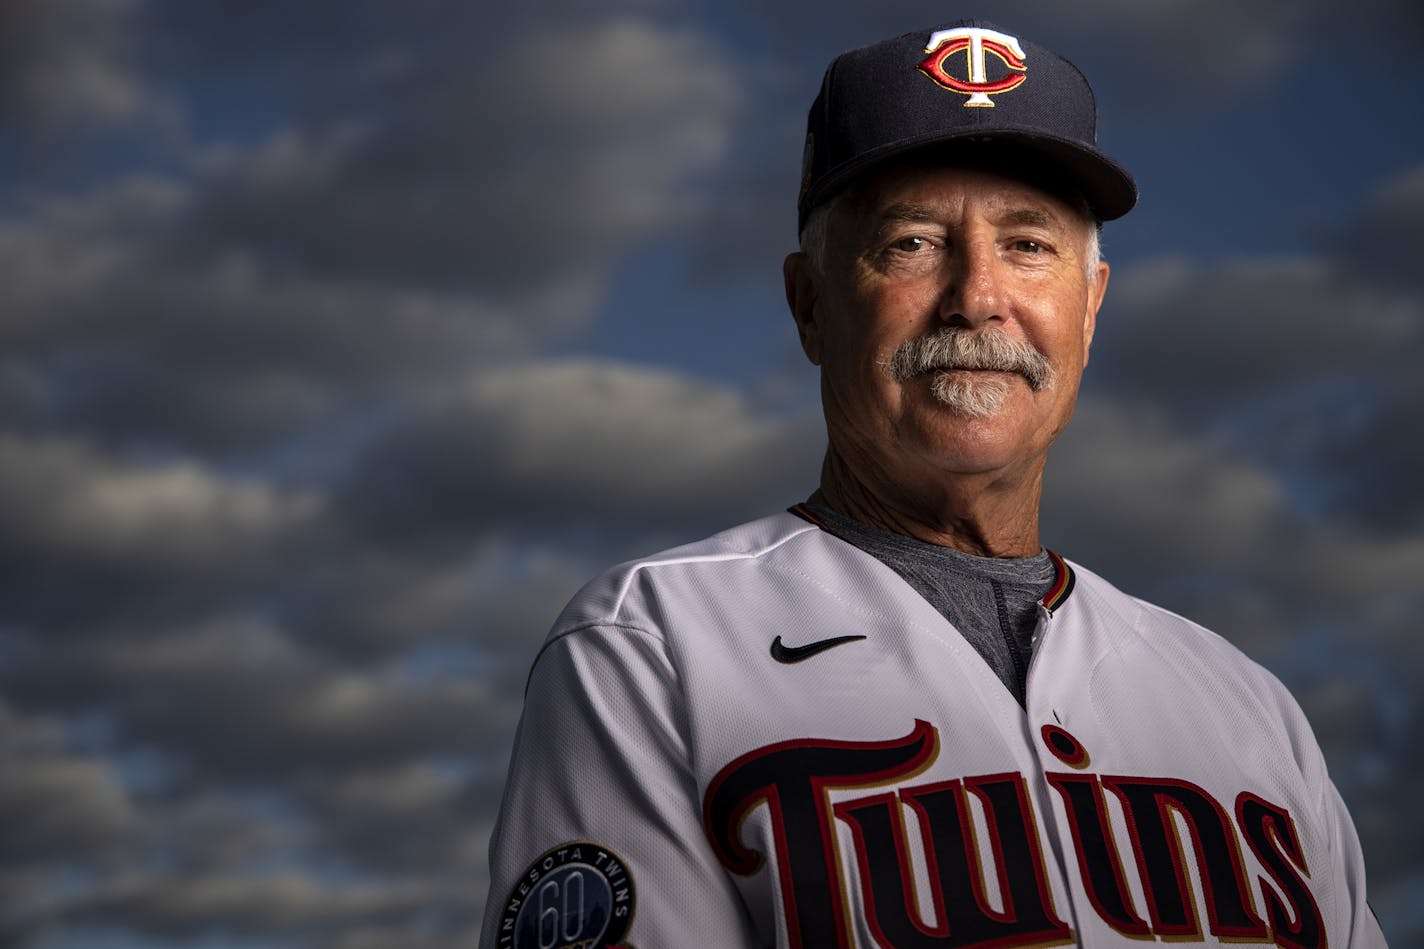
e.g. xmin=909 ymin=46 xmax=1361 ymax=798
xmin=525 ymin=621 xmax=663 ymax=694
xmin=605 ymin=520 xmax=822 ymax=620
xmin=548 ymin=619 xmax=658 ymax=644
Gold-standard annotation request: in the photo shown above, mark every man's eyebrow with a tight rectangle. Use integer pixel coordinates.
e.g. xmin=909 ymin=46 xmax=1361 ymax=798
xmin=877 ymin=202 xmax=940 ymax=223
xmin=865 ymin=203 xmax=941 ymax=241
xmin=865 ymin=203 xmax=1070 ymax=236
xmin=995 ymin=207 xmax=1065 ymax=230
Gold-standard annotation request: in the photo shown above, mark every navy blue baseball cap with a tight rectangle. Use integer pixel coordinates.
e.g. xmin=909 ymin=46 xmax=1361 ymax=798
xmin=798 ymin=19 xmax=1137 ymax=230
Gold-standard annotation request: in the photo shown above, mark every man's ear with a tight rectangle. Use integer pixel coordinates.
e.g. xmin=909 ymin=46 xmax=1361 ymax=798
xmin=1081 ymin=259 xmax=1109 ymax=367
xmin=783 ymin=252 xmax=823 ymax=365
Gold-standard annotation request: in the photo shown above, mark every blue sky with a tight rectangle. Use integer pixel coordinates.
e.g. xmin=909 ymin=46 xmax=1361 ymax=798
xmin=1 ymin=2 xmax=1421 ymax=946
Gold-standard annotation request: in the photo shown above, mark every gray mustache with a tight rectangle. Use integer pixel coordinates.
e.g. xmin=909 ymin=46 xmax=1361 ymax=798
xmin=886 ymin=329 xmax=1054 ymax=392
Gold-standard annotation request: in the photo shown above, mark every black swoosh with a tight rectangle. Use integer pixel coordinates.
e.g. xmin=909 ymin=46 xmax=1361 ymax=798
xmin=770 ymin=634 xmax=867 ymax=664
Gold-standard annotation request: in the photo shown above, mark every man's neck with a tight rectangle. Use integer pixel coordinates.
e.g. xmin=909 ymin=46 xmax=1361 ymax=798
xmin=815 ymin=451 xmax=1044 ymax=558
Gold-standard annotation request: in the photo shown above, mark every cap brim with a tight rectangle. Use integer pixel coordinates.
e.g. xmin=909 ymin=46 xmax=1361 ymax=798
xmin=802 ymin=127 xmax=1137 ymax=224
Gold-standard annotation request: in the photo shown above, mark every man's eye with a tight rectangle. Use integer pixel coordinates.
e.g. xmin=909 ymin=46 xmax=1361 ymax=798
xmin=892 ymin=236 xmax=932 ymax=253
xmin=1012 ymin=239 xmax=1044 ymax=253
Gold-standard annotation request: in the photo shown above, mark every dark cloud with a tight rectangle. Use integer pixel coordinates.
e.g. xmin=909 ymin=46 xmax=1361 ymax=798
xmin=1286 ymin=164 xmax=1424 ymax=530
xmin=0 ymin=429 xmax=338 ymax=646
xmin=165 ymin=14 xmax=741 ymax=301
xmin=1328 ymin=164 xmax=1424 ymax=295
xmin=340 ymin=360 xmax=823 ymax=548
xmin=1308 ymin=370 xmax=1424 ymax=530
xmin=67 ymin=871 xmax=470 ymax=941
xmin=295 ymin=763 xmax=491 ymax=873
xmin=730 ymin=0 xmax=1424 ymax=114
xmin=0 ymin=196 xmax=538 ymax=455
xmin=0 ymin=701 xmax=136 ymax=868
xmin=1089 ymin=255 xmax=1419 ymax=426
xmin=0 ymin=0 xmax=146 ymax=130
xmin=1085 ymin=163 xmax=1424 ymax=532
xmin=1043 ymin=399 xmax=1294 ymax=586
xmin=0 ymin=619 xmax=502 ymax=781
xmin=0 ymin=11 xmax=742 ymax=468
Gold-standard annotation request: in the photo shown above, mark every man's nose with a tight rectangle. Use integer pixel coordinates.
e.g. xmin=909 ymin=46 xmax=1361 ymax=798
xmin=938 ymin=241 xmax=1003 ymax=328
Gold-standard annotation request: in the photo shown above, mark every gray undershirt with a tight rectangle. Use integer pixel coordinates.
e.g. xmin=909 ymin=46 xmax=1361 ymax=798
xmin=803 ymin=498 xmax=1056 ymax=707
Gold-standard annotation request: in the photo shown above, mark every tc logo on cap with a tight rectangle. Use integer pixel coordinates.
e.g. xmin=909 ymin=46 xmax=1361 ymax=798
xmin=918 ymin=27 xmax=1027 ymax=107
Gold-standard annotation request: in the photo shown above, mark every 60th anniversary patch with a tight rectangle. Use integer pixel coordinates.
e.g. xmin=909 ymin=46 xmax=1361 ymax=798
xmin=496 ymin=841 xmax=636 ymax=949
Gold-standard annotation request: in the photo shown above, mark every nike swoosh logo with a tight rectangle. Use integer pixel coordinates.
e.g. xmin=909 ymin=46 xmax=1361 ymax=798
xmin=770 ymin=634 xmax=867 ymax=664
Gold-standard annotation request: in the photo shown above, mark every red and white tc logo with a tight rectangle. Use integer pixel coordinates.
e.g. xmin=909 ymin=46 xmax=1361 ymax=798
xmin=918 ymin=27 xmax=1028 ymax=107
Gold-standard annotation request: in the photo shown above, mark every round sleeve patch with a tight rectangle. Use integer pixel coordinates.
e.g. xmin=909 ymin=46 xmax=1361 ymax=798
xmin=496 ymin=841 xmax=636 ymax=948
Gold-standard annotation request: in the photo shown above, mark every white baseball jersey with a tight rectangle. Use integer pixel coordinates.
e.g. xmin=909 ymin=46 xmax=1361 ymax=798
xmin=481 ymin=510 xmax=1385 ymax=948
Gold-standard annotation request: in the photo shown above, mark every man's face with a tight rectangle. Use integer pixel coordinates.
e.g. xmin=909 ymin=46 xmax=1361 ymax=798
xmin=785 ymin=161 xmax=1110 ymax=491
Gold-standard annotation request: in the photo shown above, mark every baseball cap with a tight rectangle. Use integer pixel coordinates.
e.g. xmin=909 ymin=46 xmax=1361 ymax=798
xmin=797 ymin=19 xmax=1137 ymax=231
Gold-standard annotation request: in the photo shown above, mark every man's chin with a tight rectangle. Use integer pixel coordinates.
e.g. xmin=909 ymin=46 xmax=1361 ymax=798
xmin=927 ymin=371 xmax=1014 ymax=418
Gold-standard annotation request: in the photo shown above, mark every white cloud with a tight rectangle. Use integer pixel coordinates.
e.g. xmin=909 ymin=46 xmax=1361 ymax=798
xmin=346 ymin=359 xmax=823 ymax=542
xmin=0 ymin=435 xmax=322 ymax=566
xmin=471 ymin=360 xmax=798 ymax=496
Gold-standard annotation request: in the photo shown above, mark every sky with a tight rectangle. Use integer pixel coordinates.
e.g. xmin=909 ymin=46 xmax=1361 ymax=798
xmin=0 ymin=1 xmax=1421 ymax=946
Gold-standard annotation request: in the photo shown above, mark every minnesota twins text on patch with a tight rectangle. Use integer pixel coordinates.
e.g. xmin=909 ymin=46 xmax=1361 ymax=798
xmin=497 ymin=841 xmax=635 ymax=949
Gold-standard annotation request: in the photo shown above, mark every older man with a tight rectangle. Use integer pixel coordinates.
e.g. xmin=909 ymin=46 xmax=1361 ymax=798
xmin=481 ymin=19 xmax=1385 ymax=949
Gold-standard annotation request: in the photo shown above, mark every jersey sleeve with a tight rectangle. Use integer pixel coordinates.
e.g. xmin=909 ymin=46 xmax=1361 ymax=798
xmin=1272 ymin=666 xmax=1389 ymax=948
xmin=1322 ymin=778 xmax=1389 ymax=947
xmin=479 ymin=621 xmax=759 ymax=949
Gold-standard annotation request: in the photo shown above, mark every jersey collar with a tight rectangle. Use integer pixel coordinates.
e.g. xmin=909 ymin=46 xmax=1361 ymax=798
xmin=788 ymin=502 xmax=1077 ymax=613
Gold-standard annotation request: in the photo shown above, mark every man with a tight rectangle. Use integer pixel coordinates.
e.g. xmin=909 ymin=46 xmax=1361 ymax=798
xmin=481 ymin=19 xmax=1385 ymax=948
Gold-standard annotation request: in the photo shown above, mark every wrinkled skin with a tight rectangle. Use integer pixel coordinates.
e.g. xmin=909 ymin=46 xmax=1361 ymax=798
xmin=784 ymin=162 xmax=1110 ymax=556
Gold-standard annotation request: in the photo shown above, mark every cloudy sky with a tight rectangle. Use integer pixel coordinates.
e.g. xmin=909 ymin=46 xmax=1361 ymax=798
xmin=1 ymin=1 xmax=1421 ymax=946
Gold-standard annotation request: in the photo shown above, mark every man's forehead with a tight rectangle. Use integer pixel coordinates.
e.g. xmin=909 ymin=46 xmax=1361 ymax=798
xmin=843 ymin=161 xmax=1087 ymax=228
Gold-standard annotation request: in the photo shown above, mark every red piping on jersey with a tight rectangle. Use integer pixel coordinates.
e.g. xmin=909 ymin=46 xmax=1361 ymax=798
xmin=788 ymin=501 xmax=828 ymax=530
xmin=788 ymin=503 xmax=1078 ymax=613
xmin=1040 ymin=549 xmax=1076 ymax=614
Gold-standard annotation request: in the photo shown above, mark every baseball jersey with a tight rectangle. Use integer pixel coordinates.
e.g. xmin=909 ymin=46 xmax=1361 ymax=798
xmin=481 ymin=511 xmax=1385 ymax=948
